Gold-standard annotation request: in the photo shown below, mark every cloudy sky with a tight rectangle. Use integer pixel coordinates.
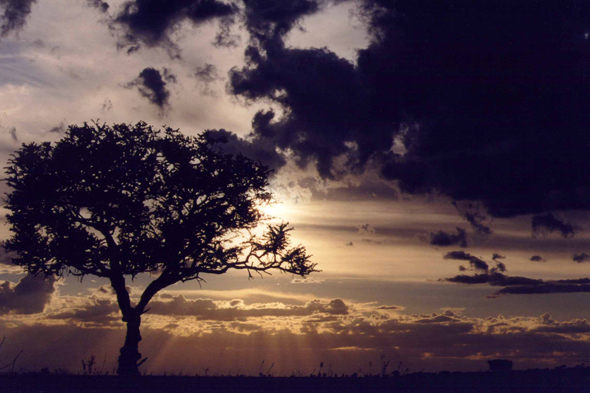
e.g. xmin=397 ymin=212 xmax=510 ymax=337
xmin=2 ymin=0 xmax=590 ymax=376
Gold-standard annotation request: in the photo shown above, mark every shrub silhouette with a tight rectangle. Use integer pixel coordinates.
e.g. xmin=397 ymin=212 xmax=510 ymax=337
xmin=4 ymin=122 xmax=317 ymax=376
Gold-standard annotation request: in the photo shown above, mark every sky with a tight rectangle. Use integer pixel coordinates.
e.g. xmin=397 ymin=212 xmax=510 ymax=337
xmin=2 ymin=0 xmax=590 ymax=376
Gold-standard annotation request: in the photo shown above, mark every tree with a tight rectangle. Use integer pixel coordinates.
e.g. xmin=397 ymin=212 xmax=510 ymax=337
xmin=3 ymin=122 xmax=317 ymax=376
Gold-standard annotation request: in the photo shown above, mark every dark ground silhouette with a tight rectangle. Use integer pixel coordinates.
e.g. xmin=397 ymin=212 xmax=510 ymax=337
xmin=2 ymin=366 xmax=590 ymax=393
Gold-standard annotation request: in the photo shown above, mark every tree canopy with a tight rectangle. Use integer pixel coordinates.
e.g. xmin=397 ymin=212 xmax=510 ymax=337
xmin=3 ymin=122 xmax=317 ymax=375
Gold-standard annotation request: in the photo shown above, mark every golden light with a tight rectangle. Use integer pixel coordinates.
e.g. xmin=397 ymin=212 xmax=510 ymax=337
xmin=260 ymin=201 xmax=297 ymax=223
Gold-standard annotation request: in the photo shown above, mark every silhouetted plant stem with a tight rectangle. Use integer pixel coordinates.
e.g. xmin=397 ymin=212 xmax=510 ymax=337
xmin=0 ymin=349 xmax=23 ymax=373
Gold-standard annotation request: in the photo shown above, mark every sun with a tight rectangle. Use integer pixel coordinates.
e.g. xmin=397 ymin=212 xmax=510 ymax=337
xmin=261 ymin=201 xmax=290 ymax=221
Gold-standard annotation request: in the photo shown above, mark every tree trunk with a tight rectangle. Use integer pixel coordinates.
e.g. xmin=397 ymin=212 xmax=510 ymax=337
xmin=111 ymin=272 xmax=172 ymax=376
xmin=117 ymin=311 xmax=144 ymax=376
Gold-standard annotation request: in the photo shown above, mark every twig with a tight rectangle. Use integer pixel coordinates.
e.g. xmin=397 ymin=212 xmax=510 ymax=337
xmin=0 ymin=349 xmax=23 ymax=372
xmin=259 ymin=360 xmax=265 ymax=376
xmin=99 ymin=352 xmax=107 ymax=375
xmin=267 ymin=362 xmax=274 ymax=376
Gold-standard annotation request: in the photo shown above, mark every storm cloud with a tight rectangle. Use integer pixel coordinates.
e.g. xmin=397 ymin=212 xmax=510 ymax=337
xmin=532 ymin=214 xmax=581 ymax=238
xmin=125 ymin=67 xmax=175 ymax=109
xmin=573 ymin=253 xmax=590 ymax=264
xmin=86 ymin=0 xmax=109 ymax=12
xmin=113 ymin=0 xmax=237 ymax=55
xmin=0 ymin=273 xmax=56 ymax=314
xmin=429 ymin=228 xmax=467 ymax=248
xmin=0 ymin=0 xmax=36 ymax=37
xmin=8 ymin=0 xmax=590 ymax=224
xmin=228 ymin=0 xmax=590 ymax=221
xmin=445 ymin=268 xmax=590 ymax=297
xmin=443 ymin=251 xmax=491 ymax=273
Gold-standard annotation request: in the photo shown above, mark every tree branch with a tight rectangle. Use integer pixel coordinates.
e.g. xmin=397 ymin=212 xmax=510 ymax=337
xmin=135 ymin=270 xmax=178 ymax=313
xmin=110 ymin=274 xmax=132 ymax=319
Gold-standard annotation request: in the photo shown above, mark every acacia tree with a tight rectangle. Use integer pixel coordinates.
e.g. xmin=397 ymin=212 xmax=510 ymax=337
xmin=3 ymin=122 xmax=317 ymax=376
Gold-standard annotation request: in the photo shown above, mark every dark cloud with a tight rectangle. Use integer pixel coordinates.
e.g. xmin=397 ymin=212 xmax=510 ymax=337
xmin=444 ymin=266 xmax=590 ymax=296
xmin=444 ymin=251 xmax=475 ymax=261
xmin=113 ymin=0 xmax=237 ymax=55
xmin=462 ymin=260 xmax=487 ymax=273
xmin=573 ymin=253 xmax=590 ymax=264
xmin=243 ymin=0 xmax=321 ymax=47
xmin=8 ymin=126 xmax=17 ymax=141
xmin=48 ymin=122 xmax=65 ymax=134
xmin=463 ymin=212 xmax=492 ymax=236
xmin=0 ymin=0 xmax=36 ymax=37
xmin=357 ymin=223 xmax=375 ymax=235
xmin=229 ymin=0 xmax=382 ymax=178
xmin=446 ymin=272 xmax=542 ymax=287
xmin=229 ymin=47 xmax=370 ymax=178
xmin=492 ymin=253 xmax=505 ymax=262
xmin=125 ymin=67 xmax=174 ymax=109
xmin=86 ymin=0 xmax=109 ymax=12
xmin=447 ymin=274 xmax=493 ymax=285
xmin=372 ymin=1 xmax=590 ymax=218
xmin=532 ymin=213 xmax=581 ymax=238
xmin=494 ymin=261 xmax=507 ymax=273
xmin=429 ymin=227 xmax=467 ymax=248
xmin=231 ymin=0 xmax=590 ymax=220
xmin=529 ymin=255 xmax=546 ymax=263
xmin=204 ymin=128 xmax=286 ymax=170
xmin=496 ymin=283 xmax=590 ymax=296
xmin=0 ymin=274 xmax=56 ymax=314
xmin=47 ymin=297 xmax=120 ymax=326
xmin=452 ymin=202 xmax=493 ymax=236
xmin=443 ymin=251 xmax=495 ymax=273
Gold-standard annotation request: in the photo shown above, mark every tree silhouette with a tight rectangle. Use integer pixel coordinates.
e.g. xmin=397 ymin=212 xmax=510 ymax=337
xmin=3 ymin=122 xmax=317 ymax=376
